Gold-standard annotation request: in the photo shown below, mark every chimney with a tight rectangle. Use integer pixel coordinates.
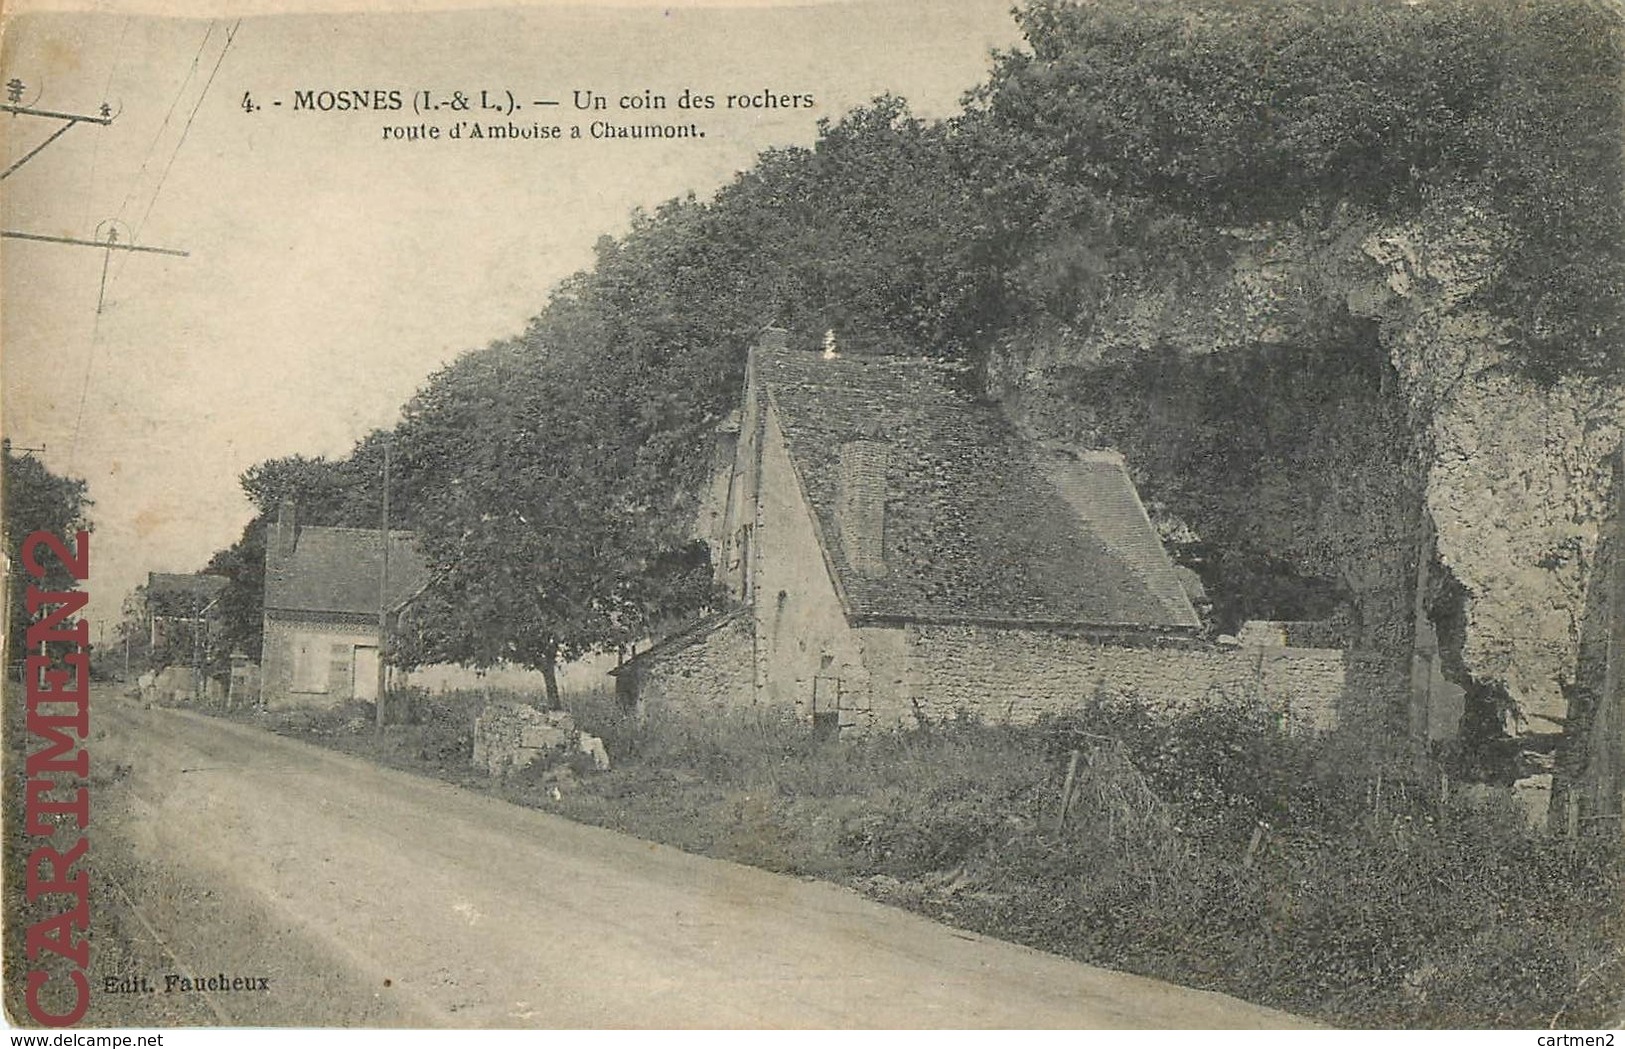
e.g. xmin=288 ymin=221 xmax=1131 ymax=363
xmin=271 ymin=498 xmax=298 ymax=563
xmin=836 ymin=440 xmax=888 ymax=578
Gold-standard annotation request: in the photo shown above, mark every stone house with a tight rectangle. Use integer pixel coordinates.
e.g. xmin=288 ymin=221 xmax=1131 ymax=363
xmin=260 ymin=502 xmax=431 ymax=710
xmin=612 ymin=330 xmax=1363 ymax=734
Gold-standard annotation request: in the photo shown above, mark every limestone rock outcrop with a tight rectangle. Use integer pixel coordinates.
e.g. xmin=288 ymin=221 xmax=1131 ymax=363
xmin=997 ymin=198 xmax=1622 ymax=732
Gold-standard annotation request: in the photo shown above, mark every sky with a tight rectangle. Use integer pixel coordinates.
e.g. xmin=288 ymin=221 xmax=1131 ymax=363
xmin=1 ymin=0 xmax=1024 ymax=631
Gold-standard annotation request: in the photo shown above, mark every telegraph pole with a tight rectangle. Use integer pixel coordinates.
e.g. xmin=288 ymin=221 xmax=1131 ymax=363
xmin=1 ymin=84 xmax=189 ymax=273
xmin=376 ymin=440 xmax=391 ymax=734
xmin=0 ymin=99 xmax=113 ymax=181
xmin=192 ymin=594 xmax=219 ymax=704
xmin=0 ymin=230 xmax=186 ymax=256
xmin=193 ymin=596 xmax=204 ymax=702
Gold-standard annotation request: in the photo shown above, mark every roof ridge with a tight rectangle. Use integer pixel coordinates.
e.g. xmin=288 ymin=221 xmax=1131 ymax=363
xmin=757 ymin=344 xmax=972 ymax=371
xmin=298 ymin=525 xmax=418 ymax=538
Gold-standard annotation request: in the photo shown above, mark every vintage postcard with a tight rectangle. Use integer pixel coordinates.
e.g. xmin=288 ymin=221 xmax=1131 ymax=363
xmin=2 ymin=0 xmax=1622 ymax=1035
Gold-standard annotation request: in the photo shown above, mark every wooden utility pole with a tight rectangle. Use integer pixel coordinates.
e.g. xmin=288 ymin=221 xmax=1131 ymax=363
xmin=375 ymin=440 xmax=391 ymax=734
xmin=1054 ymin=749 xmax=1081 ymax=833
xmin=0 ymin=101 xmax=113 ymax=181
xmin=1 ymin=91 xmax=188 ymax=286
xmin=193 ymin=596 xmax=204 ymax=701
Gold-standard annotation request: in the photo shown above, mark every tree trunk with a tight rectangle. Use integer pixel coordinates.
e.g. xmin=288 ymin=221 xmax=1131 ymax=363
xmin=540 ymin=654 xmax=560 ymax=710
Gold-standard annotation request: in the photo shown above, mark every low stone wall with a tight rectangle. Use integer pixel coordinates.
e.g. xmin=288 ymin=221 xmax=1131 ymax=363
xmin=901 ymin=624 xmax=1352 ymax=732
xmin=470 ymin=701 xmax=614 ymax=778
xmin=618 ymin=612 xmax=1398 ymax=739
xmin=1344 ymin=648 xmax=1414 ymax=739
xmin=1237 ymin=619 xmax=1348 ymax=649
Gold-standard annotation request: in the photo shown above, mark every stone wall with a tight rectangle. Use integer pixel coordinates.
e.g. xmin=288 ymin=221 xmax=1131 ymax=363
xmin=623 ymin=612 xmax=756 ymax=715
xmin=896 ymin=623 xmax=1354 ymax=733
xmin=626 ymin=610 xmax=1375 ymax=737
xmin=752 ymin=406 xmax=870 ymax=716
xmin=1345 ymin=648 xmax=1415 ymax=740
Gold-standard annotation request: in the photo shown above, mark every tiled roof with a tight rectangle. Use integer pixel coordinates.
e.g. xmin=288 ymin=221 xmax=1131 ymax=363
xmin=756 ymin=347 xmax=1200 ymax=629
xmin=264 ymin=527 xmax=431 ymax=616
xmin=610 ymin=608 xmax=747 ymax=675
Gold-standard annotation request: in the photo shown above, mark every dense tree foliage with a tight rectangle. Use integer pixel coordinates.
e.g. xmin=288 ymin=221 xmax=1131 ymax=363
xmin=208 ymin=0 xmax=1623 ymax=688
xmin=3 ymin=442 xmax=92 ymax=664
xmin=968 ymin=0 xmax=1624 ymax=378
xmin=389 ymin=337 xmax=716 ymax=705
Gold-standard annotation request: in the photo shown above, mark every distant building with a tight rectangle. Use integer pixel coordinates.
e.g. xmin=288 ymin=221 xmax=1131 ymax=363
xmin=137 ymin=571 xmax=228 ymax=701
xmin=143 ymin=571 xmax=228 ymax=656
xmin=259 ymin=502 xmax=430 ymax=709
xmin=613 ymin=329 xmax=1364 ymax=734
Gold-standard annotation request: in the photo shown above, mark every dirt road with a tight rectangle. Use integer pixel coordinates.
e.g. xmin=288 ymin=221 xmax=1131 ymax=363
xmin=90 ymin=688 xmax=1312 ymax=1028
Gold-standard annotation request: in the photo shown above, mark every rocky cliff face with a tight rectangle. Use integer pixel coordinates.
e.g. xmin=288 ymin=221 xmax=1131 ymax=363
xmin=994 ymin=198 xmax=1623 ymax=734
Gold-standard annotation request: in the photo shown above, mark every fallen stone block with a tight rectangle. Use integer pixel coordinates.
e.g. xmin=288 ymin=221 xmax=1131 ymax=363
xmin=578 ymin=732 xmax=611 ymax=772
xmin=520 ymin=722 xmax=571 ymax=750
xmin=473 ymin=702 xmax=583 ymax=777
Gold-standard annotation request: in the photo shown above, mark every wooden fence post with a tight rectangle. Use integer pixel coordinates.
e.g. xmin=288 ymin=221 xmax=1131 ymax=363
xmin=1055 ymin=749 xmax=1081 ymax=833
xmin=1242 ymin=821 xmax=1268 ymax=869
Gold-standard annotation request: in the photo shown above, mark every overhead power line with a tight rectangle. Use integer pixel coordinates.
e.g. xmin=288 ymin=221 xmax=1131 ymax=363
xmin=124 ymin=20 xmax=239 ymax=265
xmin=113 ymin=21 xmax=214 ymax=222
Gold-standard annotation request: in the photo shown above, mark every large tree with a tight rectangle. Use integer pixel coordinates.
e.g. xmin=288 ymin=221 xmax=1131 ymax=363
xmin=3 ymin=442 xmax=92 ymax=665
xmin=392 ymin=337 xmax=717 ymax=707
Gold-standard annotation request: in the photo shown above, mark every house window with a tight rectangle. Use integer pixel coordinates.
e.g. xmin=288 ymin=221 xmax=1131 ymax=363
xmin=292 ymin=636 xmax=329 ymax=693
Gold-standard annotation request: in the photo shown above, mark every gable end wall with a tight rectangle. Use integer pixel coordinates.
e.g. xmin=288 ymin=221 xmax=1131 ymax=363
xmin=754 ymin=402 xmax=867 ymax=716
